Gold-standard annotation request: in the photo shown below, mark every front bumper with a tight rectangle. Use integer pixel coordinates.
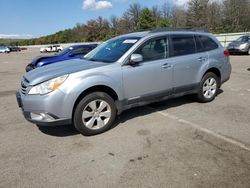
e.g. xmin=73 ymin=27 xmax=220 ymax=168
xmin=227 ymin=48 xmax=248 ymax=54
xmin=25 ymin=63 xmax=35 ymax=72
xmin=16 ymin=90 xmax=72 ymax=126
xmin=22 ymin=111 xmax=71 ymax=126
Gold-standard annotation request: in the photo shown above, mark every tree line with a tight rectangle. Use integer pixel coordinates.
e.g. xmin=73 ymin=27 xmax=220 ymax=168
xmin=11 ymin=0 xmax=250 ymax=46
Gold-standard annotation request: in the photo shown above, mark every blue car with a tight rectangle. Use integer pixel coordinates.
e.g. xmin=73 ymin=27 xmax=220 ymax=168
xmin=26 ymin=44 xmax=97 ymax=72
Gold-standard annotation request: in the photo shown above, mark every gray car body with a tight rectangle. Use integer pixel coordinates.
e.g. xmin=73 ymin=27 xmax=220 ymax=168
xmin=17 ymin=31 xmax=231 ymax=126
xmin=227 ymin=35 xmax=250 ymax=54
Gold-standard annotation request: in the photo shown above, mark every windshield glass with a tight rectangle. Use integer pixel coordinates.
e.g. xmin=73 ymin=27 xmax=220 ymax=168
xmin=84 ymin=37 xmax=140 ymax=63
xmin=55 ymin=46 xmax=72 ymax=55
xmin=236 ymin=36 xmax=249 ymax=42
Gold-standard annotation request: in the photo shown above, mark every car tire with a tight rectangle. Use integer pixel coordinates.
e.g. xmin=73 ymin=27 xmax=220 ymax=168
xmin=73 ymin=92 xmax=117 ymax=136
xmin=196 ymin=72 xmax=219 ymax=103
xmin=248 ymin=48 xmax=250 ymax=55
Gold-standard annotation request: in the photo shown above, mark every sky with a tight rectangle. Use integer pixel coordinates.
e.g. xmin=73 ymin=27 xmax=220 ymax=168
xmin=0 ymin=0 xmax=188 ymax=39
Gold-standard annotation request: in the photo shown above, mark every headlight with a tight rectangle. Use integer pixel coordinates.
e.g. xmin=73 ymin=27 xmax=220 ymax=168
xmin=239 ymin=43 xmax=248 ymax=49
xmin=28 ymin=75 xmax=68 ymax=95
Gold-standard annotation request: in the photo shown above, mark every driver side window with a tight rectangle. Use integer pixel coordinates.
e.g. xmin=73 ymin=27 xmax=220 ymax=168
xmin=135 ymin=37 xmax=168 ymax=62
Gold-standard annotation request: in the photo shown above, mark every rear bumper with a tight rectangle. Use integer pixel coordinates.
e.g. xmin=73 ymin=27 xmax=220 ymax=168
xmin=220 ymin=60 xmax=232 ymax=86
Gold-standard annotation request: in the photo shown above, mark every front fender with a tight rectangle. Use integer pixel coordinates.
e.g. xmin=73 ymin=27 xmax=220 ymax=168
xmin=58 ymin=71 xmax=123 ymax=117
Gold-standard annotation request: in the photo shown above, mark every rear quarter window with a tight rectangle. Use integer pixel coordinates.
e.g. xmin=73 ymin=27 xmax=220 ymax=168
xmin=198 ymin=35 xmax=218 ymax=51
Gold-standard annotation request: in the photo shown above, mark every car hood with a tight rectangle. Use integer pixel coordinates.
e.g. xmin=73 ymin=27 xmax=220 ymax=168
xmin=31 ymin=55 xmax=60 ymax=65
xmin=228 ymin=41 xmax=246 ymax=46
xmin=24 ymin=58 xmax=108 ymax=85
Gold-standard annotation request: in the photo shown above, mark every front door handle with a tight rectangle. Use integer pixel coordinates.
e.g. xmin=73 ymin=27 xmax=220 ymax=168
xmin=162 ymin=63 xmax=172 ymax=69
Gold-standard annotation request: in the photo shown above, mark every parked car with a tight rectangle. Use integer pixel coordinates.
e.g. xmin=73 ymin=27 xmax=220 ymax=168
xmin=8 ymin=46 xmax=21 ymax=52
xmin=16 ymin=29 xmax=231 ymax=135
xmin=26 ymin=44 xmax=98 ymax=72
xmin=227 ymin=35 xmax=250 ymax=55
xmin=0 ymin=46 xmax=10 ymax=53
xmin=40 ymin=45 xmax=63 ymax=53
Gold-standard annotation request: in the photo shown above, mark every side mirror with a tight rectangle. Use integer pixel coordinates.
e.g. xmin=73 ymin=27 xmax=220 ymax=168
xmin=68 ymin=53 xmax=74 ymax=57
xmin=129 ymin=54 xmax=143 ymax=65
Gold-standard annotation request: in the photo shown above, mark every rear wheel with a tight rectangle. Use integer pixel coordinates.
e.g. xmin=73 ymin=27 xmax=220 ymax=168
xmin=73 ymin=92 xmax=116 ymax=135
xmin=197 ymin=72 xmax=219 ymax=103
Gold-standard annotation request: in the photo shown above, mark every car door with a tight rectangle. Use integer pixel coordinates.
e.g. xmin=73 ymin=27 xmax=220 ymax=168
xmin=169 ymin=34 xmax=208 ymax=93
xmin=122 ymin=36 xmax=173 ymax=103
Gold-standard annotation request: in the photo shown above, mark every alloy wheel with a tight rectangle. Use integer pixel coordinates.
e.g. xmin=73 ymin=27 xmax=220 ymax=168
xmin=82 ymin=100 xmax=111 ymax=130
xmin=202 ymin=77 xmax=217 ymax=99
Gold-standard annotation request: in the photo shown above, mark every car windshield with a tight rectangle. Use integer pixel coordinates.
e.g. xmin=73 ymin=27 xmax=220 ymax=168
xmin=55 ymin=46 xmax=72 ymax=55
xmin=84 ymin=37 xmax=141 ymax=63
xmin=236 ymin=36 xmax=249 ymax=42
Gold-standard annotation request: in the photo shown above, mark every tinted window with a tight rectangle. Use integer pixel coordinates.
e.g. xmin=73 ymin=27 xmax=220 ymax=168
xmin=56 ymin=46 xmax=72 ymax=55
xmin=236 ymin=36 xmax=249 ymax=42
xmin=199 ymin=35 xmax=218 ymax=51
xmin=82 ymin=47 xmax=94 ymax=54
xmin=195 ymin=35 xmax=204 ymax=53
xmin=135 ymin=38 xmax=168 ymax=62
xmin=72 ymin=47 xmax=92 ymax=55
xmin=171 ymin=35 xmax=196 ymax=57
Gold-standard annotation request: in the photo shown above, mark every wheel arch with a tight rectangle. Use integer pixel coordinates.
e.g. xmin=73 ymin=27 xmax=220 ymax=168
xmin=203 ymin=67 xmax=221 ymax=86
xmin=72 ymin=85 xmax=119 ymax=120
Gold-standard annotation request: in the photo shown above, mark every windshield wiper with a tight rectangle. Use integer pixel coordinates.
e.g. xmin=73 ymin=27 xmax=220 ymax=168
xmin=88 ymin=58 xmax=100 ymax=62
xmin=87 ymin=58 xmax=114 ymax=63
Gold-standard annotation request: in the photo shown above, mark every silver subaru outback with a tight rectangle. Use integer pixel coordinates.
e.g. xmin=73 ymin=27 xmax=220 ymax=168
xmin=16 ymin=29 xmax=231 ymax=135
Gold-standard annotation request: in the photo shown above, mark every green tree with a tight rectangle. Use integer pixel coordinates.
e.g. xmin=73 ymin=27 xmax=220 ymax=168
xmin=186 ymin=0 xmax=209 ymax=29
xmin=137 ymin=8 xmax=156 ymax=30
xmin=157 ymin=18 xmax=170 ymax=27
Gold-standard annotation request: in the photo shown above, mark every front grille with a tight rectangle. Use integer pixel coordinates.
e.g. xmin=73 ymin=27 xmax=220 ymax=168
xmin=21 ymin=82 xmax=27 ymax=94
xmin=21 ymin=77 xmax=29 ymax=95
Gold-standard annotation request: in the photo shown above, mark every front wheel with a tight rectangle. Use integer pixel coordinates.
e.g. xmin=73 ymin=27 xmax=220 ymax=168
xmin=73 ymin=92 xmax=117 ymax=135
xmin=197 ymin=72 xmax=219 ymax=103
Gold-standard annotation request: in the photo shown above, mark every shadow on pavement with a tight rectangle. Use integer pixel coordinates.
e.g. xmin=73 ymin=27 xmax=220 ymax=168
xmin=37 ymin=124 xmax=79 ymax=137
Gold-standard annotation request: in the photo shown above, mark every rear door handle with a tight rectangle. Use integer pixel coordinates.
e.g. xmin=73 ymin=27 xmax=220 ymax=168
xmin=198 ymin=57 xmax=207 ymax=62
xmin=162 ymin=63 xmax=172 ymax=69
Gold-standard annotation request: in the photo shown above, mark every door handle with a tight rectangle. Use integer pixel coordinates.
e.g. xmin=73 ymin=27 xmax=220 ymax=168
xmin=162 ymin=63 xmax=172 ymax=69
xmin=198 ymin=57 xmax=207 ymax=62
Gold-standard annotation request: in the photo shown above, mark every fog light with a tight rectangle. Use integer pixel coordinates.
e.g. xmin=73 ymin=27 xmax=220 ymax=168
xmin=30 ymin=112 xmax=55 ymax=121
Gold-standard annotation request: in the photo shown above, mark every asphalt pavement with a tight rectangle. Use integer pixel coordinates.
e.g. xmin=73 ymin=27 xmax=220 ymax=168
xmin=0 ymin=49 xmax=250 ymax=188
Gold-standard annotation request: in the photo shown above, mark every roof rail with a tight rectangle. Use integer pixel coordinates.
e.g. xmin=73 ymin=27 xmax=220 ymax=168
xmin=150 ymin=27 xmax=209 ymax=33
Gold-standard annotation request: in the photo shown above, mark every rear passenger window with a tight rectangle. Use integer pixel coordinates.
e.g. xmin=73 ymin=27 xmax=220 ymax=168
xmin=171 ymin=35 xmax=196 ymax=57
xmin=199 ymin=35 xmax=218 ymax=51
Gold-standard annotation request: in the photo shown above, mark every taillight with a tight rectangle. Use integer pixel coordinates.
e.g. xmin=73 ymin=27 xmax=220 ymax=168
xmin=224 ymin=49 xmax=230 ymax=57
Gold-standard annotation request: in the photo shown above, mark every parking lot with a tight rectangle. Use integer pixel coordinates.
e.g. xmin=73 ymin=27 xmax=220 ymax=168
xmin=0 ymin=49 xmax=250 ymax=187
